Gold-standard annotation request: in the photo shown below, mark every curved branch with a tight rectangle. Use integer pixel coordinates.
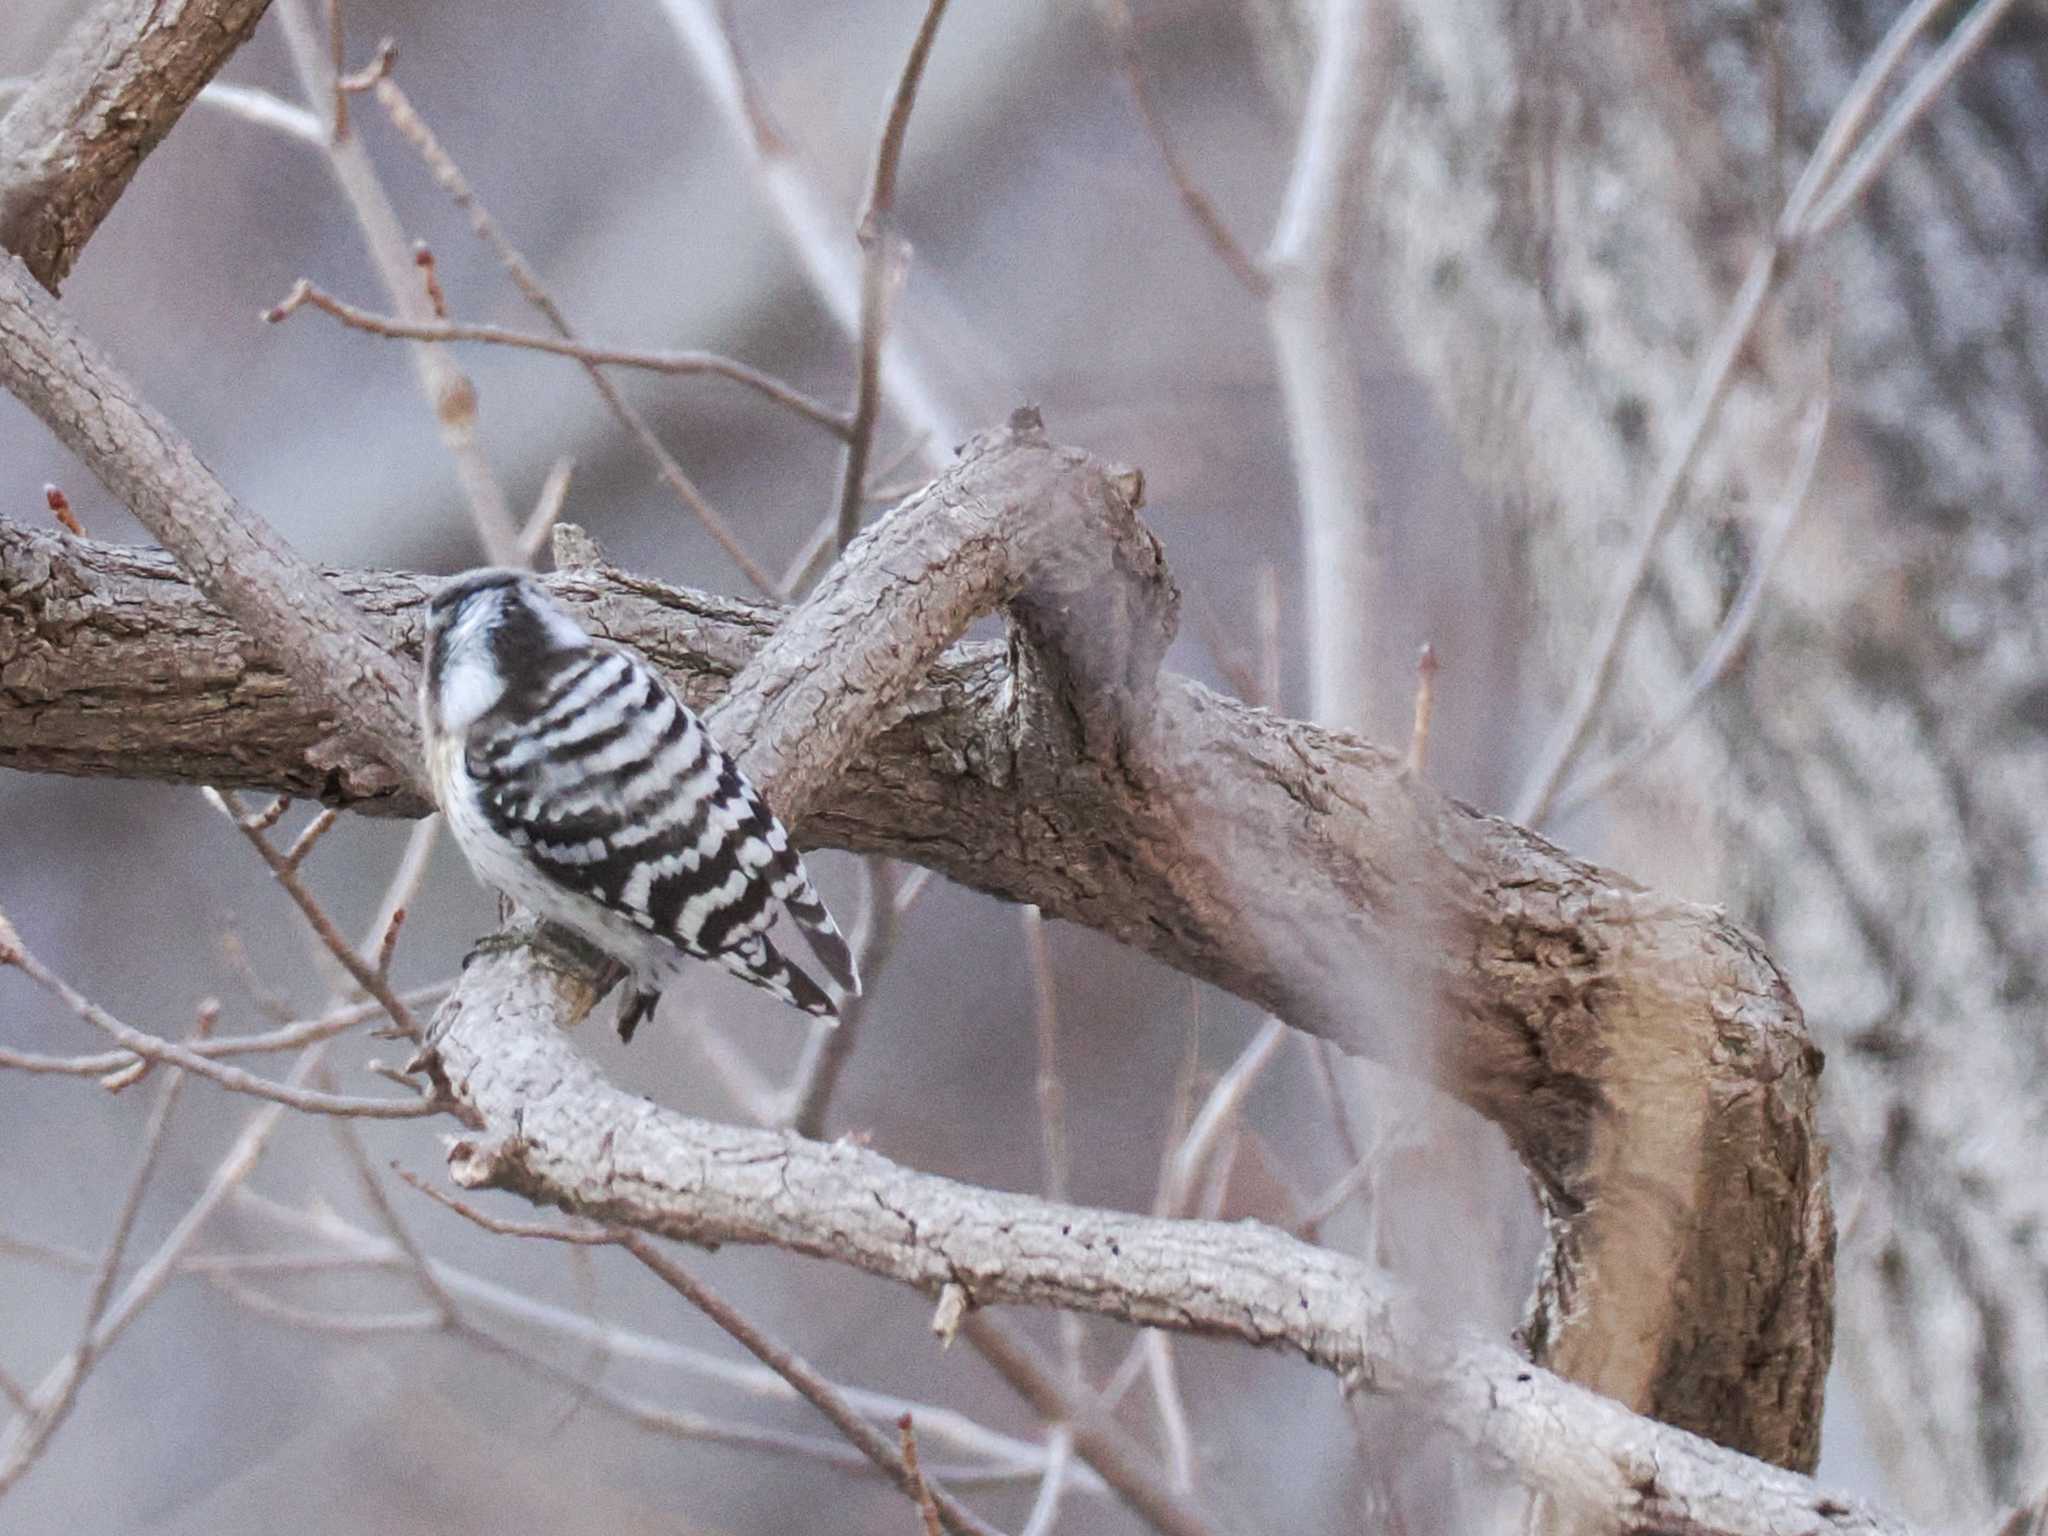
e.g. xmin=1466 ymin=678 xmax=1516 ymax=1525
xmin=0 ymin=423 xmax=1827 ymax=1467
xmin=0 ymin=0 xmax=272 ymax=290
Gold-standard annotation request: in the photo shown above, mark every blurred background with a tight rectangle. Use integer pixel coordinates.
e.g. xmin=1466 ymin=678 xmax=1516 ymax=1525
xmin=6 ymin=0 xmax=2046 ymax=1530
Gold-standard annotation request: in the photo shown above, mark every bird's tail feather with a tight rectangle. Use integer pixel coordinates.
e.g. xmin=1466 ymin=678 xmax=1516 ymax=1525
xmin=782 ymin=878 xmax=861 ymax=996
xmin=719 ymin=933 xmax=838 ymax=1019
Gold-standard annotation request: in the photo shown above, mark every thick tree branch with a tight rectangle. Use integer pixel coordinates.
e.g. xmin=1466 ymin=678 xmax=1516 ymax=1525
xmin=0 ymin=249 xmax=420 ymax=796
xmin=423 ymin=945 xmax=1901 ymax=1536
xmin=0 ymin=423 xmax=1827 ymax=1467
xmin=0 ymin=0 xmax=271 ymax=291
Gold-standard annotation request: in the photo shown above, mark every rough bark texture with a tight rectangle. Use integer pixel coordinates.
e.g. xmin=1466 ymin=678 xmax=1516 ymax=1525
xmin=1370 ymin=0 xmax=2048 ymax=1518
xmin=1 ymin=449 xmax=1830 ymax=1472
xmin=0 ymin=0 xmax=273 ymax=291
xmin=0 ymin=250 xmax=420 ymax=793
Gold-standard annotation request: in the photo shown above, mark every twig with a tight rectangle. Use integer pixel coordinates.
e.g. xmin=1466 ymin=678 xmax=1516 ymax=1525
xmin=0 ymin=915 xmax=436 ymax=1120
xmin=233 ymin=1189 xmax=1087 ymax=1483
xmin=1017 ymin=1426 xmax=1075 ymax=1536
xmin=1803 ymin=0 xmax=2023 ymax=239
xmin=1096 ymin=0 xmax=1265 ymax=295
xmin=394 ymin=1167 xmax=612 ymax=1244
xmin=614 ymin=1231 xmax=1006 ymax=1536
xmin=963 ymin=1314 xmax=1244 ymax=1536
xmin=1020 ymin=904 xmax=1087 ymax=1386
xmin=366 ymin=73 xmax=782 ymax=597
xmin=1159 ymin=1017 xmax=1287 ymax=1216
xmin=833 ymin=0 xmax=953 ymax=551
xmin=273 ymin=0 xmax=520 ymax=564
xmin=517 ymin=457 xmax=576 ymax=566
xmin=0 ymin=989 xmax=447 ymax=1080
xmin=280 ymin=806 xmax=339 ymax=872
xmin=658 ymin=0 xmax=966 ymax=462
xmin=209 ymin=1273 xmax=439 ymax=1334
xmin=0 ymin=1045 xmax=322 ymax=1491
xmin=783 ymin=858 xmax=899 ymax=1137
xmin=326 ymin=1093 xmax=457 ymax=1322
xmin=204 ymin=789 xmax=423 ymax=1041
xmin=900 ymin=1415 xmax=947 ymax=1536
xmin=323 ymin=0 xmax=348 ymax=139
xmin=1550 ymin=392 xmax=1831 ymax=819
xmin=266 ymin=279 xmax=852 ymax=437
xmin=2 ymin=1054 xmax=190 ymax=1487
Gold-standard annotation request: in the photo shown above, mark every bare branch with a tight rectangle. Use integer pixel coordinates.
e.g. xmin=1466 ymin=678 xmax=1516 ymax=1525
xmin=393 ymin=1166 xmax=612 ymax=1245
xmin=0 ymin=0 xmax=272 ymax=289
xmin=616 ymin=1232 xmax=1006 ymax=1536
xmin=366 ymin=71 xmax=781 ymax=597
xmin=659 ymin=0 xmax=967 ymax=459
xmin=1550 ymin=393 xmax=1831 ymax=819
xmin=272 ymin=0 xmax=520 ymax=563
xmin=832 ymin=0 xmax=952 ymax=550
xmin=0 ymin=1054 xmax=190 ymax=1492
xmin=0 ymin=421 xmax=1827 ymax=1466
xmin=266 ymin=278 xmax=852 ymax=438
xmin=204 ymin=790 xmax=424 ymax=1041
xmin=1095 ymin=0 xmax=1265 ymax=296
xmin=0 ymin=987 xmax=444 ymax=1079
xmin=0 ymin=1045 xmax=319 ymax=1491
xmin=0 ymin=915 xmax=435 ymax=1120
xmin=1261 ymin=0 xmax=1383 ymax=733
xmin=782 ymin=857 xmax=900 ymax=1136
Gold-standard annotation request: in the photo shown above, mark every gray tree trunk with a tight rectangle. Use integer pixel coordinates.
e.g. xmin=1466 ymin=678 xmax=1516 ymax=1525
xmin=1369 ymin=0 xmax=2048 ymax=1520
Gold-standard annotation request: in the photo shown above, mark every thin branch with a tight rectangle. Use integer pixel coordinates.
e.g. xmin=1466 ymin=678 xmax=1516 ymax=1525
xmin=783 ymin=857 xmax=900 ymax=1137
xmin=615 ymin=1231 xmax=1006 ymax=1536
xmin=1095 ymin=0 xmax=1265 ymax=295
xmin=833 ymin=0 xmax=952 ymax=550
xmin=517 ymin=457 xmax=576 ymax=566
xmin=658 ymin=0 xmax=967 ymax=460
xmin=246 ymin=1185 xmax=1080 ymax=1481
xmin=963 ymin=1314 xmax=1244 ymax=1536
xmin=1261 ymin=0 xmax=1382 ymax=734
xmin=393 ymin=1167 xmax=612 ymax=1244
xmin=0 ymin=1045 xmax=320 ymax=1492
xmin=204 ymin=789 xmax=423 ymax=1041
xmin=0 ymin=915 xmax=435 ymax=1120
xmin=366 ymin=72 xmax=781 ymax=597
xmin=899 ymin=1416 xmax=947 ymax=1536
xmin=1016 ymin=1426 xmax=1075 ymax=1536
xmin=1803 ymin=0 xmax=2023 ymax=239
xmin=0 ymin=987 xmax=445 ymax=1080
xmin=266 ymin=279 xmax=852 ymax=437
xmin=0 ymin=1055 xmax=191 ymax=1490
xmin=1550 ymin=392 xmax=1831 ymax=819
xmin=273 ymin=0 xmax=520 ymax=563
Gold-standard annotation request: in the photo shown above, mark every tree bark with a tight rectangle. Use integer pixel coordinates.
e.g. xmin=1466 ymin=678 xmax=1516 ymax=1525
xmin=1369 ymin=0 xmax=2048 ymax=1518
xmin=0 ymin=0 xmax=273 ymax=290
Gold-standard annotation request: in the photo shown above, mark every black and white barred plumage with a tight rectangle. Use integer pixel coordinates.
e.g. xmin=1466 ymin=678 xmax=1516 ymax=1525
xmin=420 ymin=569 xmax=858 ymax=1040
